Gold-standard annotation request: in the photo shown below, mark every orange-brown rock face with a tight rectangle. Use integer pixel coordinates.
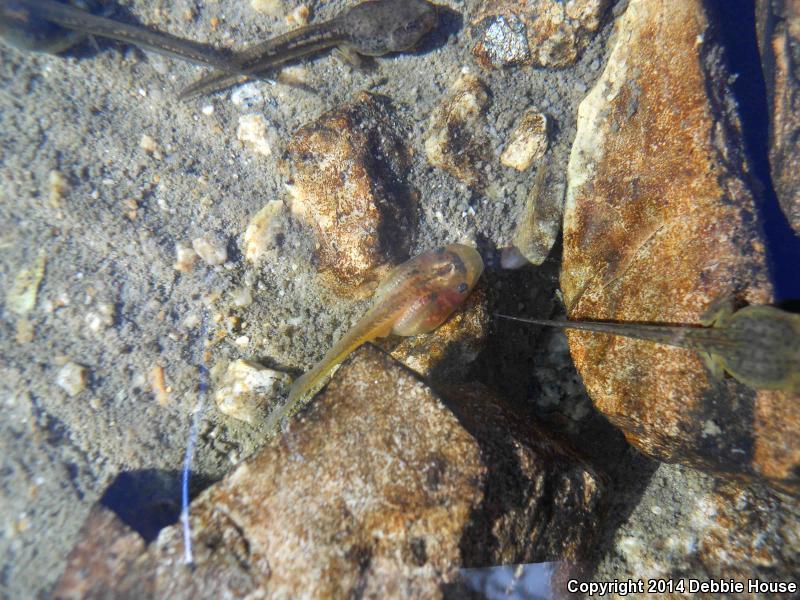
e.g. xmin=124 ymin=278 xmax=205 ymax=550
xmin=561 ymin=0 xmax=799 ymax=491
xmin=757 ymin=0 xmax=800 ymax=232
xmin=53 ymin=347 xmax=603 ymax=599
xmin=284 ymin=92 xmax=416 ymax=297
xmin=471 ymin=0 xmax=611 ymax=69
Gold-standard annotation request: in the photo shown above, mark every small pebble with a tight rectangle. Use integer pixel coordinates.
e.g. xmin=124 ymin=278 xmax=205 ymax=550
xmin=183 ymin=312 xmax=202 ymax=329
xmin=15 ymin=318 xmax=34 ymax=344
xmin=214 ymin=359 xmax=292 ymax=425
xmin=192 ymin=236 xmax=228 ymax=266
xmin=287 ymin=5 xmax=310 ymax=26
xmin=84 ymin=302 xmax=115 ymax=333
xmin=231 ymin=84 xmax=264 ymax=108
xmin=56 ymin=362 xmax=87 ymax=397
xmin=237 ymin=114 xmax=273 ymax=157
xmin=7 ymin=249 xmax=46 ymax=316
xmin=139 ymin=134 xmax=163 ymax=160
xmin=231 ymin=287 xmax=253 ymax=307
xmin=151 ymin=364 xmax=169 ymax=406
xmin=174 ymin=243 xmax=198 ymax=272
xmin=244 ymin=200 xmax=285 ymax=262
xmin=201 ymin=104 xmax=214 ymax=116
xmin=48 ymin=170 xmax=69 ymax=210
xmin=500 ymin=109 xmax=549 ymax=172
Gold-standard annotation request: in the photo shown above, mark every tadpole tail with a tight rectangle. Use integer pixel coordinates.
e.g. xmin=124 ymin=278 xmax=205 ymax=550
xmin=16 ymin=0 xmax=238 ymax=69
xmin=178 ymin=23 xmax=342 ymax=100
xmin=494 ymin=313 xmax=710 ymax=349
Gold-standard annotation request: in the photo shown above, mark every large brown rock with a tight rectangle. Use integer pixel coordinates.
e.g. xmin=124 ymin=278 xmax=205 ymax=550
xmin=561 ymin=0 xmax=799 ymax=491
xmin=52 ymin=506 xmax=146 ymax=600
xmin=284 ymin=92 xmax=417 ymax=297
xmin=54 ymin=347 xmax=603 ymax=599
xmin=757 ymin=0 xmax=800 ymax=232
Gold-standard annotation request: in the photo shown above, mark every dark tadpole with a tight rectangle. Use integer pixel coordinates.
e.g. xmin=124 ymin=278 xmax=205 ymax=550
xmin=0 ymin=0 xmax=239 ymax=69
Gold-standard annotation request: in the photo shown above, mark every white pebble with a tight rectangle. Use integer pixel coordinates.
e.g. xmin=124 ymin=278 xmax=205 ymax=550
xmin=192 ymin=236 xmax=228 ymax=266
xmin=214 ymin=360 xmax=292 ymax=424
xmin=244 ymin=200 xmax=285 ymax=262
xmin=56 ymin=362 xmax=87 ymax=397
xmin=174 ymin=243 xmax=198 ymax=272
xmin=84 ymin=302 xmax=115 ymax=333
xmin=231 ymin=287 xmax=253 ymax=307
xmin=139 ymin=134 xmax=162 ymax=160
xmin=231 ymin=84 xmax=264 ymax=108
xmin=237 ymin=114 xmax=273 ymax=157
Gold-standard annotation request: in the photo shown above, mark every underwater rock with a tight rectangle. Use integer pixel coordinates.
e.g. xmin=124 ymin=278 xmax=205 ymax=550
xmin=510 ymin=156 xmax=565 ymax=266
xmin=191 ymin=235 xmax=227 ymax=266
xmin=243 ymin=200 xmax=286 ymax=263
xmin=214 ymin=359 xmax=292 ymax=425
xmin=285 ymin=92 xmax=416 ymax=296
xmin=55 ymin=347 xmax=602 ymax=599
xmin=696 ymin=481 xmax=800 ymax=581
xmin=55 ymin=361 xmax=88 ymax=397
xmin=471 ymin=0 xmax=611 ymax=69
xmin=237 ymin=114 xmax=274 ymax=157
xmin=379 ymin=282 xmax=489 ymax=383
xmin=594 ymin=463 xmax=800 ymax=593
xmin=500 ymin=109 xmax=549 ymax=172
xmin=757 ymin=0 xmax=800 ymax=232
xmin=562 ymin=0 xmax=798 ymax=491
xmin=51 ymin=506 xmax=147 ymax=600
xmin=424 ymin=73 xmax=492 ymax=190
xmin=6 ymin=249 xmax=46 ymax=316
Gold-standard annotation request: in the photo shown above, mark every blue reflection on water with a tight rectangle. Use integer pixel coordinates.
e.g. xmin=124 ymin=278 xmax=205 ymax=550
xmin=459 ymin=562 xmax=558 ymax=600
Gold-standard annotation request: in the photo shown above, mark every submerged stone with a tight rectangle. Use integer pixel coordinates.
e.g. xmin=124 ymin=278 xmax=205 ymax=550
xmin=757 ymin=0 xmax=800 ymax=232
xmin=285 ymin=92 xmax=416 ymax=297
xmin=562 ymin=0 xmax=798 ymax=492
xmin=471 ymin=0 xmax=611 ymax=69
xmin=55 ymin=347 xmax=603 ymax=599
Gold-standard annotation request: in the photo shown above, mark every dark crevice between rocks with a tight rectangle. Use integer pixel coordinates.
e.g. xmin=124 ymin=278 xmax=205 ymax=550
xmin=469 ymin=243 xmax=637 ymax=470
xmin=467 ymin=243 xmax=658 ymax=578
xmin=706 ymin=0 xmax=800 ymax=301
xmin=99 ymin=469 xmax=215 ymax=544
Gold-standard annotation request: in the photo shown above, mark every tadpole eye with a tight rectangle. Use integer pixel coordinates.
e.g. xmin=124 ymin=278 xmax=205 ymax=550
xmin=457 ymin=282 xmax=468 ymax=293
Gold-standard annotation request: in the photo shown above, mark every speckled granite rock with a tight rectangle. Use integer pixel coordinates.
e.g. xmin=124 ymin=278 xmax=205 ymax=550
xmin=424 ymin=73 xmax=492 ymax=190
xmin=471 ymin=0 xmax=611 ymax=69
xmin=698 ymin=481 xmax=800 ymax=581
xmin=284 ymin=92 xmax=416 ymax=297
xmin=562 ymin=0 xmax=799 ymax=491
xmin=757 ymin=0 xmax=800 ymax=232
xmin=54 ymin=346 xmax=603 ymax=599
xmin=593 ymin=463 xmax=800 ymax=599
